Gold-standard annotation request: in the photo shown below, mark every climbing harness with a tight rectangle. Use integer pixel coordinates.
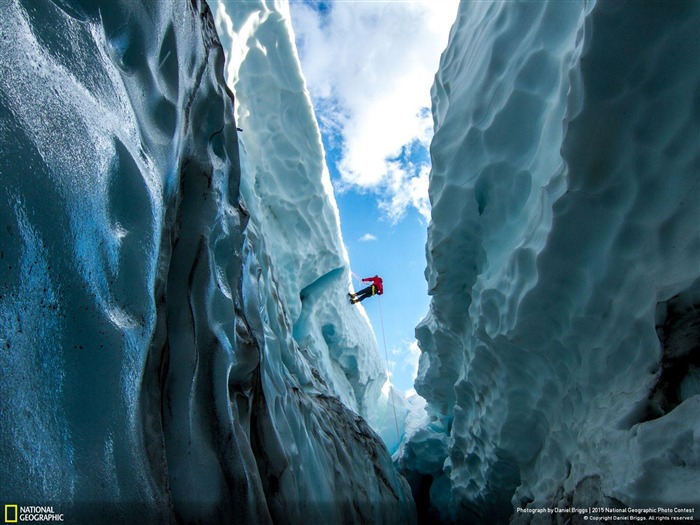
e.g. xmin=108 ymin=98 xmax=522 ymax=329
xmin=350 ymin=270 xmax=406 ymax=477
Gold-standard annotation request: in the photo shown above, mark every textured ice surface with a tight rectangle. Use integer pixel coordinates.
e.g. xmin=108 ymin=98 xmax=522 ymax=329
xmin=213 ymin=0 xmax=407 ymax=454
xmin=406 ymin=1 xmax=700 ymax=522
xmin=0 ymin=0 xmax=413 ymax=523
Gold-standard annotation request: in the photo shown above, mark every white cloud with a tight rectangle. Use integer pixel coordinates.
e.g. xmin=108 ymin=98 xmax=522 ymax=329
xmin=359 ymin=233 xmax=377 ymax=242
xmin=390 ymin=338 xmax=422 ymax=384
xmin=290 ymin=0 xmax=458 ymax=221
xmin=379 ymin=162 xmax=431 ymax=222
xmin=406 ymin=339 xmax=421 ymax=382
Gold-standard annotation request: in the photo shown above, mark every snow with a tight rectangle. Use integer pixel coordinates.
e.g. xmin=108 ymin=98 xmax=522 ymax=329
xmin=406 ymin=0 xmax=700 ymax=522
xmin=0 ymin=0 xmax=413 ymax=522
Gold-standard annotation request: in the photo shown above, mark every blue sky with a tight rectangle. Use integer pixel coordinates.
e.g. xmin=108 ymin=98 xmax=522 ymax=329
xmin=322 ymin=131 xmax=428 ymax=393
xmin=289 ymin=0 xmax=458 ymax=394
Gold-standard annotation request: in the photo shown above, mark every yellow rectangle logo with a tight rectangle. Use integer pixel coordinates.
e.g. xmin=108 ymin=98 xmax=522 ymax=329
xmin=5 ymin=504 xmax=18 ymax=523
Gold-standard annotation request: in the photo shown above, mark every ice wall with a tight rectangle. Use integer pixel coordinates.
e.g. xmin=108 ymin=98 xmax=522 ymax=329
xmin=407 ymin=1 xmax=700 ymax=522
xmin=213 ymin=0 xmax=381 ymax=420
xmin=213 ymin=0 xmax=407 ymax=454
xmin=0 ymin=0 xmax=413 ymax=523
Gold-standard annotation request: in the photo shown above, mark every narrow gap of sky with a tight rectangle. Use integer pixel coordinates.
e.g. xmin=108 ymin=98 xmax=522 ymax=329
xmin=288 ymin=0 xmax=459 ymax=394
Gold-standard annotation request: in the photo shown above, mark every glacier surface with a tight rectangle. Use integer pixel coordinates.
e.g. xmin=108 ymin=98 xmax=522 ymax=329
xmin=0 ymin=0 xmax=413 ymax=523
xmin=405 ymin=0 xmax=700 ymax=522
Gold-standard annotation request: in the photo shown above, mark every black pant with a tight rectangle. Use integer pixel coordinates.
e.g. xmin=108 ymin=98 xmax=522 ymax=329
xmin=355 ymin=285 xmax=376 ymax=302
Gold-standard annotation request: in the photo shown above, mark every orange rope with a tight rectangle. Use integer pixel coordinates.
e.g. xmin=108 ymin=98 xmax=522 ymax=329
xmin=377 ymin=295 xmax=406 ymax=478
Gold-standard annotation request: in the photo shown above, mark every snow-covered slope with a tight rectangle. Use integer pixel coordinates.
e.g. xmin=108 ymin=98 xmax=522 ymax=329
xmin=0 ymin=0 xmax=413 ymax=523
xmin=406 ymin=1 xmax=700 ymax=522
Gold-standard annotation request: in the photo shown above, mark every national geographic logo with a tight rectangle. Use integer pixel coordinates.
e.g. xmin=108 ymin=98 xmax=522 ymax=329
xmin=4 ymin=505 xmax=17 ymax=523
xmin=3 ymin=505 xmax=63 ymax=522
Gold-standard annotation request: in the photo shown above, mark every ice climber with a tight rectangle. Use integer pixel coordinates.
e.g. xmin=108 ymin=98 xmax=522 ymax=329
xmin=349 ymin=275 xmax=383 ymax=304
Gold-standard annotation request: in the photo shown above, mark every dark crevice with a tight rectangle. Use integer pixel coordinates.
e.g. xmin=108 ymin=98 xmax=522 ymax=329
xmin=644 ymin=281 xmax=700 ymax=422
xmin=410 ymin=474 xmax=436 ymax=525
xmin=249 ymin=363 xmax=289 ymax=523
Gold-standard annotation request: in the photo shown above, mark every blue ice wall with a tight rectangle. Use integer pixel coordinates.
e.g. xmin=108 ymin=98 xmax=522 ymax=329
xmin=0 ymin=1 xmax=413 ymax=523
xmin=407 ymin=1 xmax=700 ymax=522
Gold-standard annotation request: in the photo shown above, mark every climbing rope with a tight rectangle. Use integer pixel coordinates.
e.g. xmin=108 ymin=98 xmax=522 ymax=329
xmin=350 ymin=270 xmax=363 ymax=286
xmin=350 ymin=269 xmax=406 ymax=477
xmin=378 ymin=294 xmax=407 ymax=478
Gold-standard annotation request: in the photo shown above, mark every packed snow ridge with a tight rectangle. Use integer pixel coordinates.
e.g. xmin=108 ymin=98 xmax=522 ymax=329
xmin=403 ymin=1 xmax=700 ymax=523
xmin=0 ymin=0 xmax=412 ymax=523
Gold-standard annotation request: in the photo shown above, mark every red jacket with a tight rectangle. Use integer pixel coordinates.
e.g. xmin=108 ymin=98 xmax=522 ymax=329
xmin=363 ymin=276 xmax=383 ymax=295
